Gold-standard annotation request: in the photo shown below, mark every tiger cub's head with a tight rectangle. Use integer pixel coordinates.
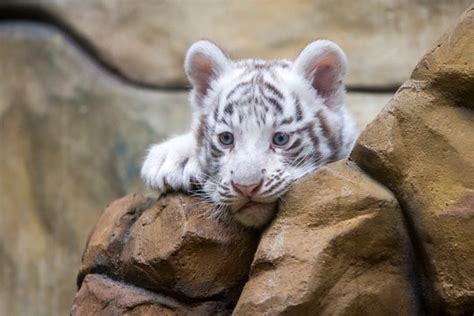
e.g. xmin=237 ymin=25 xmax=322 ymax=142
xmin=185 ymin=40 xmax=357 ymax=227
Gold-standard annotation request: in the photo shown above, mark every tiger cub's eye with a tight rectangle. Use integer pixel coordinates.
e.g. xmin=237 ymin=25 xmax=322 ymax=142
xmin=272 ymin=132 xmax=290 ymax=146
xmin=218 ymin=132 xmax=234 ymax=146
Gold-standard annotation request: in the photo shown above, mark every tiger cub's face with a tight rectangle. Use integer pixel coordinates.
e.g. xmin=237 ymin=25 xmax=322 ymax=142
xmin=185 ymin=40 xmax=357 ymax=227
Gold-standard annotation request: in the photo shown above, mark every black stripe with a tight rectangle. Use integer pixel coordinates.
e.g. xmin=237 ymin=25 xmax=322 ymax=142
xmin=224 ymin=102 xmax=234 ymax=115
xmin=280 ymin=117 xmax=294 ymax=125
xmin=293 ymin=146 xmax=305 ymax=158
xmin=263 ymin=82 xmax=284 ymax=99
xmin=219 ymin=191 xmax=233 ymax=198
xmin=295 ymin=96 xmax=303 ymax=121
xmin=265 ymin=96 xmax=283 ymax=114
xmin=180 ymin=157 xmax=189 ymax=168
xmin=315 ymin=110 xmax=340 ymax=160
xmin=300 ymin=123 xmax=318 ymax=147
xmin=265 ymin=182 xmax=292 ymax=199
xmin=218 ymin=117 xmax=230 ymax=126
xmin=263 ymin=178 xmax=285 ymax=195
xmin=298 ymin=122 xmax=321 ymax=160
xmin=288 ymin=138 xmax=302 ymax=151
xmin=226 ymin=81 xmax=252 ymax=100
xmin=210 ymin=143 xmax=224 ymax=158
xmin=196 ymin=115 xmax=208 ymax=148
xmin=273 ymin=60 xmax=291 ymax=68
xmin=265 ymin=177 xmax=275 ymax=187
xmin=266 ymin=174 xmax=281 ymax=187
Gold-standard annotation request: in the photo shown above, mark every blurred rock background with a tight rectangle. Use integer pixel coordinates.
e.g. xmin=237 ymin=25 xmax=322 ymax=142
xmin=0 ymin=1 xmax=471 ymax=315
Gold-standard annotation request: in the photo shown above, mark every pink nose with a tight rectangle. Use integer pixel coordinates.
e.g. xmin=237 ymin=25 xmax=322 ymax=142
xmin=232 ymin=180 xmax=262 ymax=197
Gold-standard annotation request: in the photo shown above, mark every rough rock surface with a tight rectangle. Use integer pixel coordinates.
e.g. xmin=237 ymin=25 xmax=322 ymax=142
xmin=72 ymin=274 xmax=223 ymax=316
xmin=74 ymin=193 xmax=260 ymax=314
xmin=4 ymin=0 xmax=471 ymax=88
xmin=233 ymin=161 xmax=419 ymax=315
xmin=352 ymin=7 xmax=474 ymax=314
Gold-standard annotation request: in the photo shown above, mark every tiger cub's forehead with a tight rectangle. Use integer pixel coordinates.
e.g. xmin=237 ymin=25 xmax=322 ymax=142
xmin=211 ymin=59 xmax=298 ymax=128
xmin=233 ymin=59 xmax=292 ymax=70
xmin=230 ymin=59 xmax=292 ymax=87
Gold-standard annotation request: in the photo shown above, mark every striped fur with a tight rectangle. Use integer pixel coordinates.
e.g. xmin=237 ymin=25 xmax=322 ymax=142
xmin=142 ymin=40 xmax=359 ymax=227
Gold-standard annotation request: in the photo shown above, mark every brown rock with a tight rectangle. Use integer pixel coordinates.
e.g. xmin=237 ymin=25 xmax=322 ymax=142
xmin=78 ymin=194 xmax=154 ymax=282
xmin=351 ymin=6 xmax=474 ymax=314
xmin=78 ymin=193 xmax=260 ymax=309
xmin=71 ymin=274 xmax=223 ymax=315
xmin=5 ymin=0 xmax=471 ymax=88
xmin=233 ymin=161 xmax=419 ymax=315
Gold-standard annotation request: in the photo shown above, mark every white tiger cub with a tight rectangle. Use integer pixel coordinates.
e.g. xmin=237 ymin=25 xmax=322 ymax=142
xmin=141 ymin=40 xmax=358 ymax=227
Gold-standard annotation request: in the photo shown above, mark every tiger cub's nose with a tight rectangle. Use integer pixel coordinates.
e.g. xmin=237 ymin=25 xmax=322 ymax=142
xmin=231 ymin=180 xmax=263 ymax=197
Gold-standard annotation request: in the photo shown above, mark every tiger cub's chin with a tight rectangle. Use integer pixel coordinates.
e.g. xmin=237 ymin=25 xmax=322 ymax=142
xmin=231 ymin=202 xmax=278 ymax=228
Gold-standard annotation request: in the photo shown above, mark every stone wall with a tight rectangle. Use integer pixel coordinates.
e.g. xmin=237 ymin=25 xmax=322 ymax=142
xmin=0 ymin=2 xmax=471 ymax=315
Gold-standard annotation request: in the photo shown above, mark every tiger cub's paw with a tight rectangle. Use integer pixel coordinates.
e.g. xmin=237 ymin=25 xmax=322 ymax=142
xmin=141 ymin=133 xmax=200 ymax=193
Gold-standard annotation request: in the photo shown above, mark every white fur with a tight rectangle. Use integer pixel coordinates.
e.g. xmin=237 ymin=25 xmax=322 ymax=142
xmin=141 ymin=133 xmax=200 ymax=191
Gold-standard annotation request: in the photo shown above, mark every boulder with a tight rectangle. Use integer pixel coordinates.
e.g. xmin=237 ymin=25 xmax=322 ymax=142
xmin=3 ymin=0 xmax=471 ymax=88
xmin=76 ymin=193 xmax=260 ymax=313
xmin=352 ymin=6 xmax=474 ymax=314
xmin=233 ymin=161 xmax=419 ymax=315
xmin=71 ymin=274 xmax=223 ymax=315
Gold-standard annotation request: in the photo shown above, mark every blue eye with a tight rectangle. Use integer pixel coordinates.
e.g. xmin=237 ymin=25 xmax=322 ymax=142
xmin=273 ymin=132 xmax=290 ymax=146
xmin=219 ymin=132 xmax=234 ymax=146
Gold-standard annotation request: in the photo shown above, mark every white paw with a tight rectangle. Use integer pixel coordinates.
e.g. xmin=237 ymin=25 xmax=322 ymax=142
xmin=141 ymin=133 xmax=201 ymax=193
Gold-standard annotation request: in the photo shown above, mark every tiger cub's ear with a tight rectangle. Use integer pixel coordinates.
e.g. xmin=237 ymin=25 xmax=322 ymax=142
xmin=185 ymin=40 xmax=230 ymax=106
xmin=293 ymin=40 xmax=347 ymax=110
